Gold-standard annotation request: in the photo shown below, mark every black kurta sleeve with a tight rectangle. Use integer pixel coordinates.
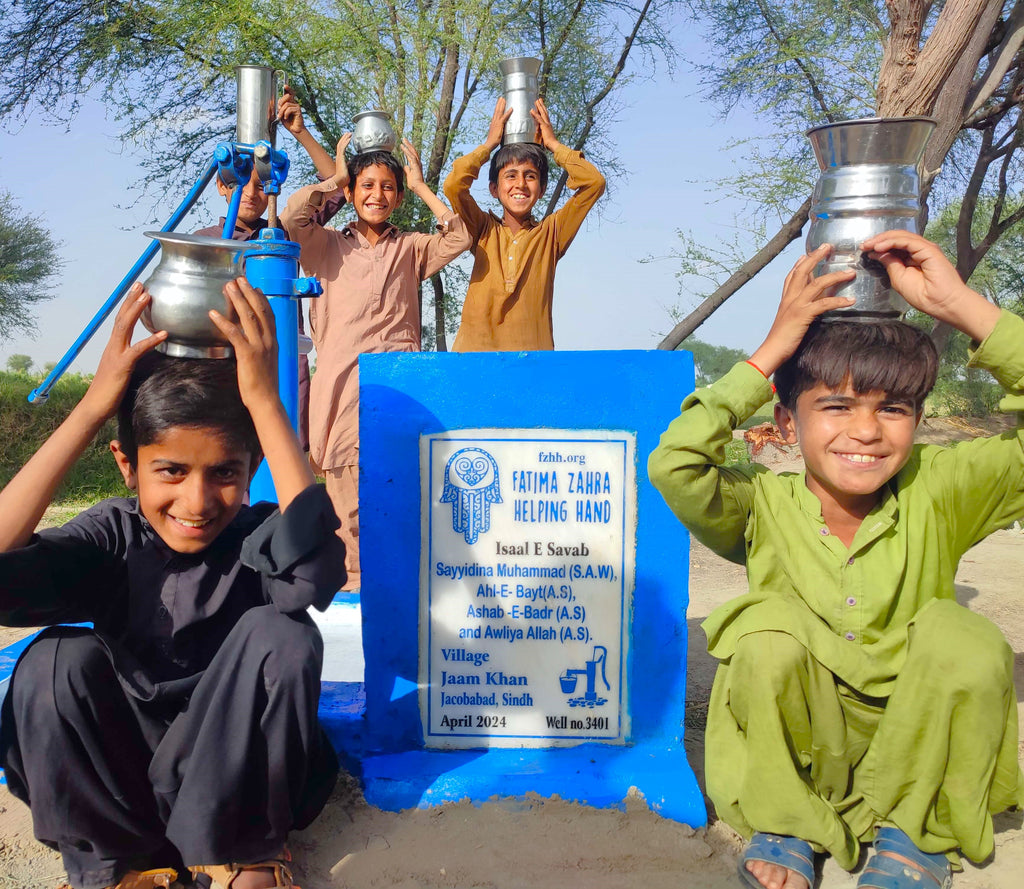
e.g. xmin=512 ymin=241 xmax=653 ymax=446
xmin=0 ymin=499 xmax=137 ymax=627
xmin=240 ymin=484 xmax=346 ymax=613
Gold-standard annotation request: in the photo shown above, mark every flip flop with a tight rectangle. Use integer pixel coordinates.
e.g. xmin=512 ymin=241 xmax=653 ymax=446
xmin=857 ymin=827 xmax=952 ymax=889
xmin=738 ymin=833 xmax=815 ymax=888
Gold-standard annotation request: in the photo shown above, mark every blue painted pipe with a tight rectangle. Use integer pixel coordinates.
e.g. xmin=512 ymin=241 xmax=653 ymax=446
xmin=222 ymin=181 xmax=244 ymax=239
xmin=29 ymin=156 xmax=221 ymax=403
xmin=245 ymin=228 xmax=322 ymax=505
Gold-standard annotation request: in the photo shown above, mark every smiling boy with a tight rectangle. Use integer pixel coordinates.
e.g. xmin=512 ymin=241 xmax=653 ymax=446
xmin=281 ymin=136 xmax=470 ymax=590
xmin=649 ymin=232 xmax=1024 ymax=889
xmin=0 ymin=280 xmax=345 ymax=889
xmin=444 ymin=97 xmax=605 ymax=351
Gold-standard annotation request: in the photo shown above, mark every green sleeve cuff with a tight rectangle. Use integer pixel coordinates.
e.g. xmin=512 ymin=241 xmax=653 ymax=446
xmin=683 ymin=360 xmax=776 ymax=424
xmin=967 ymin=309 xmax=1024 ymax=391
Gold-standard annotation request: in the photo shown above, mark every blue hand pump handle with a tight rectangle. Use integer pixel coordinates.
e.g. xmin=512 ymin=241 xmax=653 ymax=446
xmin=28 ymin=157 xmax=220 ymax=404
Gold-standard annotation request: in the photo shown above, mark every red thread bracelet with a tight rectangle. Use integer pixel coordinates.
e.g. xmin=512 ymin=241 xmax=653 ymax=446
xmin=745 ymin=359 xmax=776 ymax=393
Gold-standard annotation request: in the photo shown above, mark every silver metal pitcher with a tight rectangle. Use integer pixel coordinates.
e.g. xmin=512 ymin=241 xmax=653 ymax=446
xmin=806 ymin=116 xmax=936 ymax=318
xmin=499 ymin=57 xmax=541 ymax=144
xmin=236 ymin=65 xmax=280 ymax=147
xmin=351 ymin=110 xmax=397 ymax=155
xmin=141 ymin=232 xmax=250 ymax=358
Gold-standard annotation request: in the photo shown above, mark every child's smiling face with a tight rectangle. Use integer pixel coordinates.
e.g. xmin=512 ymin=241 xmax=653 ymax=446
xmin=489 ymin=159 xmax=543 ymax=221
xmin=111 ymin=425 xmax=256 ymax=554
xmin=345 ymin=163 xmax=403 ymax=230
xmin=775 ymin=379 xmax=920 ymax=516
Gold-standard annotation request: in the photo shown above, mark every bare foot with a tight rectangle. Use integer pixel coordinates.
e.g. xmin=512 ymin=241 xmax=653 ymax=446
xmin=745 ymin=859 xmax=811 ymax=889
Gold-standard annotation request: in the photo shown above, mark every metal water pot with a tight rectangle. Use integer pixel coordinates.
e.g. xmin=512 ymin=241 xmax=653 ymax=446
xmin=351 ymin=110 xmax=397 ymax=155
xmin=235 ymin=65 xmax=280 ymax=147
xmin=141 ymin=232 xmax=250 ymax=358
xmin=499 ymin=57 xmax=541 ymax=144
xmin=806 ymin=116 xmax=936 ymax=318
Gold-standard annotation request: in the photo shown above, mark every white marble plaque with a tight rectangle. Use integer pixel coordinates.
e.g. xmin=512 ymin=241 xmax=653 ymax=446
xmin=420 ymin=429 xmax=636 ymax=748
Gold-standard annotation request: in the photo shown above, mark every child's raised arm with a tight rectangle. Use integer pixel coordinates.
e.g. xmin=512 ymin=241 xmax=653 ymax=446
xmin=862 ymin=230 xmax=1001 ymax=343
xmin=278 ymin=85 xmax=337 ymax=180
xmin=402 ymin=138 xmax=456 ymax=221
xmin=0 ymin=285 xmax=167 ymax=552
xmin=747 ymin=245 xmax=858 ymax=378
xmin=209 ymin=278 xmax=315 ymax=512
xmin=484 ymin=97 xmax=514 ymax=153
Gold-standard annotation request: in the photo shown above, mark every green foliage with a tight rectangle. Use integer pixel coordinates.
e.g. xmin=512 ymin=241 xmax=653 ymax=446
xmin=0 ymin=0 xmax=677 ymax=348
xmin=915 ymin=197 xmax=1024 ymax=416
xmin=926 ymin=197 xmax=1024 ymax=315
xmin=683 ymin=337 xmax=748 ymax=386
xmin=0 ymin=191 xmax=62 ymax=342
xmin=927 ymin=375 xmax=1002 ymax=418
xmin=6 ymin=353 xmax=33 ymax=374
xmin=0 ymin=371 xmax=126 ymax=504
xmin=683 ymin=0 xmax=886 ymax=217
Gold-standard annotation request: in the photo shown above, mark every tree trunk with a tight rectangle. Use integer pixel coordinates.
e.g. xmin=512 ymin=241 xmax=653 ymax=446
xmin=657 ymin=197 xmax=812 ymax=350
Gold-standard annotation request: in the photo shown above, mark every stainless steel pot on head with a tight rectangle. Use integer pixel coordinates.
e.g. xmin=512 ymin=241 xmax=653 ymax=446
xmin=351 ymin=110 xmax=397 ymax=155
xmin=499 ymin=57 xmax=542 ymax=145
xmin=806 ymin=116 xmax=936 ymax=319
xmin=141 ymin=232 xmax=250 ymax=358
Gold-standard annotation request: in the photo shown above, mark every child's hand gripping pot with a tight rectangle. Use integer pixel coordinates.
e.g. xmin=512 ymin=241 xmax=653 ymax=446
xmin=208 ymin=277 xmax=316 ymax=512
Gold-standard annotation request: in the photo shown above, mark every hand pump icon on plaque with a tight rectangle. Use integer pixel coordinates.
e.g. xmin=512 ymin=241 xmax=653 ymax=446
xmin=560 ymin=645 xmax=610 ymax=707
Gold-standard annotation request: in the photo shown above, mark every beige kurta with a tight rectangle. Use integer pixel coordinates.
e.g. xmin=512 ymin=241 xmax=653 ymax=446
xmin=281 ymin=178 xmax=470 ymax=472
xmin=443 ymin=143 xmax=605 ymax=352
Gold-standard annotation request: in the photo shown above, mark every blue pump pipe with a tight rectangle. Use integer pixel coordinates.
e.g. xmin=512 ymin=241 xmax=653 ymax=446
xmin=29 ymin=156 xmax=220 ymax=404
xmin=29 ymin=139 xmax=317 ymax=510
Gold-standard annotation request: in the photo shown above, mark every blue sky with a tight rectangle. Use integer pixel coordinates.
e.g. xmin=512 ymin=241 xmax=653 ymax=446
xmin=0 ymin=42 xmax=803 ymax=376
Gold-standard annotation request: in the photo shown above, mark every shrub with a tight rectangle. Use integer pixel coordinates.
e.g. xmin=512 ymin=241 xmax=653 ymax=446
xmin=0 ymin=372 xmax=126 ymax=504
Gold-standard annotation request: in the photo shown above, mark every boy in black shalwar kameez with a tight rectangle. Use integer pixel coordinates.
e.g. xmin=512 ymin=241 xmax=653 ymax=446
xmin=0 ymin=278 xmax=345 ymax=889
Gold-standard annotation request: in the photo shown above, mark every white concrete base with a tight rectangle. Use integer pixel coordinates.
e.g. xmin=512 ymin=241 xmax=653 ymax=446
xmin=312 ymin=598 xmax=364 ymax=683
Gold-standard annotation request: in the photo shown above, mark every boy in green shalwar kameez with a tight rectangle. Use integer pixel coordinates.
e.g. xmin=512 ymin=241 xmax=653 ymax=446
xmin=649 ymin=230 xmax=1024 ymax=889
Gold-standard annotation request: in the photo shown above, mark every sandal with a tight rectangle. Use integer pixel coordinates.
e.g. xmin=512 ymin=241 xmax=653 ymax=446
xmin=104 ymin=869 xmax=182 ymax=889
xmin=189 ymin=850 xmax=298 ymax=889
xmin=738 ymin=833 xmax=815 ymax=888
xmin=857 ymin=827 xmax=952 ymax=889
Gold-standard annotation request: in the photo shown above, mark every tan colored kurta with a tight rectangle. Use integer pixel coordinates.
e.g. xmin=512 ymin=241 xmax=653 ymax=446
xmin=443 ymin=143 xmax=605 ymax=352
xmin=281 ymin=178 xmax=470 ymax=471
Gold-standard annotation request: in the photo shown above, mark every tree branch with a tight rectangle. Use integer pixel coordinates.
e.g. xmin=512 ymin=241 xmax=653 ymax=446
xmin=543 ymin=0 xmax=655 ymax=214
xmin=657 ymin=197 xmax=811 ymax=350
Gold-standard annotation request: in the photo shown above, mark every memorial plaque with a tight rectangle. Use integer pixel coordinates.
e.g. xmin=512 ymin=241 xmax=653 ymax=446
xmin=420 ymin=429 xmax=636 ymax=748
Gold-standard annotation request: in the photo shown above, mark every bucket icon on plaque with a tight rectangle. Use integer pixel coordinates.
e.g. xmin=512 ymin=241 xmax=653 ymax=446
xmin=560 ymin=645 xmax=610 ymax=708
xmin=441 ymin=447 xmax=502 ymax=544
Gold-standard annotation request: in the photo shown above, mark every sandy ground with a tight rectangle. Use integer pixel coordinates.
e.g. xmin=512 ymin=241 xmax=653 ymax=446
xmin=2 ymin=417 xmax=1024 ymax=888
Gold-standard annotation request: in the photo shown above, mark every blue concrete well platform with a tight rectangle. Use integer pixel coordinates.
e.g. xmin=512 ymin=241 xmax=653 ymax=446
xmin=355 ymin=349 xmax=705 ymax=825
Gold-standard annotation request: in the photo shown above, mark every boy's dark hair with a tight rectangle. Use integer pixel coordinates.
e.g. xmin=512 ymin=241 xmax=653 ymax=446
xmin=488 ymin=143 xmax=549 ymax=193
xmin=346 ymin=150 xmax=405 ymax=192
xmin=775 ymin=319 xmax=939 ymax=410
xmin=116 ymin=353 xmax=261 ymax=468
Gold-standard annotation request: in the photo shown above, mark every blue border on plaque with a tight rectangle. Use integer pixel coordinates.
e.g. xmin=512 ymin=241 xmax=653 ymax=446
xmin=423 ymin=432 xmax=630 ymax=741
xmin=359 ymin=350 xmax=704 ymax=825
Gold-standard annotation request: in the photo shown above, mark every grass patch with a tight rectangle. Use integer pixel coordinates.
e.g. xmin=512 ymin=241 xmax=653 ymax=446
xmin=724 ymin=438 xmax=751 ymax=464
xmin=0 ymin=372 xmax=127 ymax=505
